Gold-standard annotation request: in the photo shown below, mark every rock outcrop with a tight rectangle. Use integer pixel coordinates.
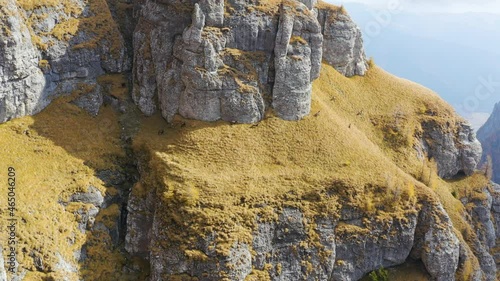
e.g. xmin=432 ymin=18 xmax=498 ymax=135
xmin=478 ymin=102 xmax=500 ymax=183
xmin=460 ymin=185 xmax=498 ymax=281
xmin=317 ymin=5 xmax=368 ymax=77
xmin=132 ymin=0 xmax=367 ymax=123
xmin=0 ymin=0 xmax=130 ymax=122
xmin=418 ymin=120 xmax=482 ymax=179
xmin=125 ymin=159 xmax=470 ymax=281
xmin=0 ymin=0 xmax=46 ymax=122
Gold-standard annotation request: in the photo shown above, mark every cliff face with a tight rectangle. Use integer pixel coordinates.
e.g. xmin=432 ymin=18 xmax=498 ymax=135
xmin=0 ymin=1 xmax=497 ymax=281
xmin=0 ymin=0 xmax=130 ymax=122
xmin=417 ymin=121 xmax=482 ymax=179
xmin=478 ymin=102 xmax=500 ymax=183
xmin=124 ymin=64 xmax=492 ymax=281
xmin=132 ymin=0 xmax=367 ymax=123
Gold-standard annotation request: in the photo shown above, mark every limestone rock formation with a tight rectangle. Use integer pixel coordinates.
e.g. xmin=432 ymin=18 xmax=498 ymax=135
xmin=0 ymin=0 xmax=130 ymax=123
xmin=125 ymin=161 xmax=471 ymax=281
xmin=0 ymin=0 xmax=46 ymax=123
xmin=125 ymin=178 xmax=500 ymax=281
xmin=132 ymin=0 xmax=367 ymax=123
xmin=478 ymin=102 xmax=500 ymax=183
xmin=460 ymin=185 xmax=499 ymax=281
xmin=317 ymin=5 xmax=368 ymax=77
xmin=418 ymin=120 xmax=482 ymax=179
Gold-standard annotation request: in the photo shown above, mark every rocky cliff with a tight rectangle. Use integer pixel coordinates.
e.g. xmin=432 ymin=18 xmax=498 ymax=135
xmin=0 ymin=0 xmax=130 ymax=122
xmin=0 ymin=0 xmax=498 ymax=281
xmin=123 ymin=64 xmax=493 ymax=281
xmin=477 ymin=102 xmax=500 ymax=183
xmin=132 ymin=0 xmax=367 ymax=123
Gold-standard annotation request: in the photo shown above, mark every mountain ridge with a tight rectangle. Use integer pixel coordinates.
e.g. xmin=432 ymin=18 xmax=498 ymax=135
xmin=0 ymin=0 xmax=499 ymax=281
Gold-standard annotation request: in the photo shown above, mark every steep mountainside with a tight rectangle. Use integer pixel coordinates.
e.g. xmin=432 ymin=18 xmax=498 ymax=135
xmin=0 ymin=0 xmax=499 ymax=281
xmin=477 ymin=102 xmax=500 ymax=183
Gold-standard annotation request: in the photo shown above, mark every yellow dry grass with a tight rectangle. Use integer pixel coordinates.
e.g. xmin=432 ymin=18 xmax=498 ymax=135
xmin=289 ymin=35 xmax=307 ymax=45
xmin=0 ymin=99 xmax=140 ymax=280
xmin=0 ymin=59 xmax=488 ymax=279
xmin=51 ymin=18 xmax=80 ymax=40
xmin=253 ymin=0 xmax=282 ymax=15
xmin=132 ymin=65 xmax=438 ymax=262
xmin=315 ymin=0 xmax=344 ymax=14
xmin=16 ymin=0 xmax=60 ymax=10
xmin=133 ymin=64 xmax=485 ymax=279
xmin=97 ymin=74 xmax=129 ymax=100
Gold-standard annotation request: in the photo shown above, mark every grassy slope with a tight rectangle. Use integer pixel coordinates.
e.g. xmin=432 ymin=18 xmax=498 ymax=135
xmin=0 ymin=99 xmax=142 ymax=280
xmin=133 ymin=64 xmax=488 ymax=279
xmin=0 ymin=63 xmax=489 ymax=280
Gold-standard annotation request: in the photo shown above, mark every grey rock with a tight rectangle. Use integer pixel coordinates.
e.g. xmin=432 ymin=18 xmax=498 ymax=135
xmin=146 ymin=206 xmax=337 ymax=280
xmin=421 ymin=120 xmax=482 ymax=179
xmin=252 ymin=209 xmax=336 ymax=280
xmin=54 ymin=252 xmax=77 ymax=275
xmin=412 ymin=203 xmax=460 ymax=281
xmin=332 ymin=211 xmax=418 ymax=281
xmin=133 ymin=0 xmax=368 ymax=124
xmin=125 ymin=184 xmax=155 ymax=258
xmin=0 ymin=0 xmax=130 ymax=124
xmin=70 ymin=186 xmax=105 ymax=208
xmin=137 ymin=190 xmax=476 ymax=281
xmin=272 ymin=3 xmax=322 ymax=121
xmin=0 ymin=0 xmax=46 ymax=123
xmin=298 ymin=0 xmax=318 ymax=10
xmin=477 ymin=102 xmax=500 ymax=183
xmin=71 ymin=84 xmax=104 ymax=116
xmin=222 ymin=243 xmax=252 ymax=281
xmin=469 ymin=189 xmax=496 ymax=251
xmin=0 ymin=246 xmax=6 ymax=281
xmin=72 ymin=206 xmax=99 ymax=233
xmin=317 ymin=7 xmax=368 ymax=77
xmin=199 ymin=0 xmax=224 ymax=27
xmin=491 ymin=183 xmax=500 ymax=238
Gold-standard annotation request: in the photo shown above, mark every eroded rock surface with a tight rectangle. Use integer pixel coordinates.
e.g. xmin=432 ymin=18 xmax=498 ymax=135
xmin=132 ymin=0 xmax=367 ymax=123
xmin=0 ymin=0 xmax=130 ymax=122
xmin=419 ymin=120 xmax=482 ymax=179
xmin=0 ymin=0 xmax=46 ymax=122
xmin=317 ymin=5 xmax=368 ymax=77
xmin=126 ymin=173 xmax=471 ymax=281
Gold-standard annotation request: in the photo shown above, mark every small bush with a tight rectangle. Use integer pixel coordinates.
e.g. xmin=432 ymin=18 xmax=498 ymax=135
xmin=38 ymin=59 xmax=50 ymax=69
xmin=368 ymin=268 xmax=389 ymax=281
xmin=289 ymin=35 xmax=307 ymax=45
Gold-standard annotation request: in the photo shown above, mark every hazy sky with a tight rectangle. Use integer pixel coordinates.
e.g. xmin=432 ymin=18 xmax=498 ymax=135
xmin=336 ymin=0 xmax=500 ymax=14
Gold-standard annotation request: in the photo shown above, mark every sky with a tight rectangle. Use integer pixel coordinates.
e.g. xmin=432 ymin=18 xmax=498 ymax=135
xmin=336 ymin=0 xmax=500 ymax=14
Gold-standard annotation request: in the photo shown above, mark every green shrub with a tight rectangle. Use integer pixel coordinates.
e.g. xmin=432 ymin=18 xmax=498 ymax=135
xmin=368 ymin=268 xmax=389 ymax=281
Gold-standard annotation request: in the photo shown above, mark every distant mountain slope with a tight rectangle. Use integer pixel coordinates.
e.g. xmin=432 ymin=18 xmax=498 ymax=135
xmin=477 ymin=102 xmax=500 ymax=183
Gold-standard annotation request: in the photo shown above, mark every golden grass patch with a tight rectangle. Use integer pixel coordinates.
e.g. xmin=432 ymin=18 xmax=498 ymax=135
xmin=0 ymin=97 xmax=138 ymax=280
xmin=131 ymin=64 xmax=443 ymax=259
